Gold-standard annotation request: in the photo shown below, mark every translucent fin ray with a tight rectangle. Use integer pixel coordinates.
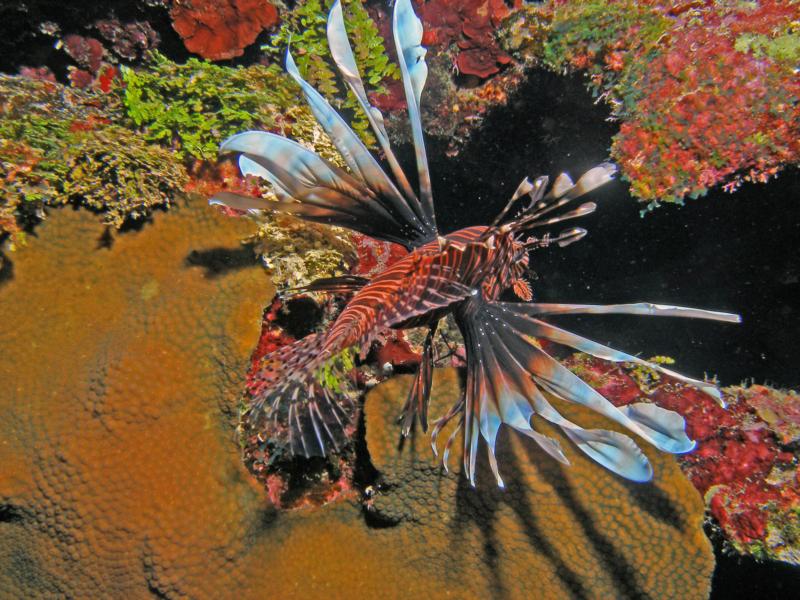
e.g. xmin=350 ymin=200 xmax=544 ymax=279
xmin=393 ymin=0 xmax=435 ymax=229
xmin=327 ymin=0 xmax=420 ymax=210
xmin=285 ymin=49 xmax=434 ymax=243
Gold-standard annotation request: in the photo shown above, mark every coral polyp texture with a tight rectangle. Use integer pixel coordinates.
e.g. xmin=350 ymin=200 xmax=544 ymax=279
xmin=0 ymin=196 xmax=714 ymax=599
xmin=502 ymin=0 xmax=800 ymax=207
xmin=363 ymin=369 xmax=715 ymax=599
xmin=170 ymin=0 xmax=279 ymax=60
xmin=563 ymin=354 xmax=800 ymax=566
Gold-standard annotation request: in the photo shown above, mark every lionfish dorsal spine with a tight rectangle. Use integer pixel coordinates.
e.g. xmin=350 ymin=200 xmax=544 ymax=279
xmin=326 ymin=0 xmax=420 ymax=210
xmin=393 ymin=0 xmax=436 ymax=231
xmin=283 ymin=49 xmax=426 ymax=233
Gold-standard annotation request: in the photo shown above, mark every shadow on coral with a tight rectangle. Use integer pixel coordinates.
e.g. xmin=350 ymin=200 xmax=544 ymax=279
xmin=452 ymin=445 xmax=593 ymax=600
xmin=532 ymin=446 xmax=651 ymax=600
xmin=0 ymin=250 xmax=13 ymax=286
xmin=626 ymin=476 xmax=688 ymax=532
xmin=184 ymin=245 xmax=257 ymax=278
xmin=0 ymin=504 xmax=23 ymax=524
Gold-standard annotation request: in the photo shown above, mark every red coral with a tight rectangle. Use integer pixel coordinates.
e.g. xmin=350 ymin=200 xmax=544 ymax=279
xmin=419 ymin=0 xmax=520 ymax=80
xmin=94 ymin=19 xmax=159 ymax=61
xmin=18 ymin=66 xmax=56 ymax=82
xmin=561 ymin=0 xmax=799 ymax=203
xmin=567 ymin=354 xmax=800 ymax=559
xmin=170 ymin=0 xmax=279 ymax=61
xmin=67 ymin=67 xmax=94 ymax=89
xmin=374 ymin=333 xmax=421 ymax=370
xmin=62 ymin=35 xmax=105 ymax=73
xmin=349 ymin=233 xmax=407 ymax=278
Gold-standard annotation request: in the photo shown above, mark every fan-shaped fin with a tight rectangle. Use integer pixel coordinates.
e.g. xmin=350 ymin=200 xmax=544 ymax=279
xmin=497 ymin=301 xmax=740 ymax=405
xmin=285 ymin=49 xmax=433 ymax=242
xmin=487 ymin=305 xmax=695 ymax=454
xmin=561 ymin=427 xmax=653 ymax=482
xmin=452 ymin=298 xmax=661 ymax=485
xmin=247 ymin=333 xmax=356 ymax=458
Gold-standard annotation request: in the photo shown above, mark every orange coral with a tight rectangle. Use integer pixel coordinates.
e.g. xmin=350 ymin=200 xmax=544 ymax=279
xmin=0 ymin=199 xmax=713 ymax=597
xmin=0 ymin=197 xmax=271 ymax=596
xmin=364 ymin=369 xmax=715 ymax=599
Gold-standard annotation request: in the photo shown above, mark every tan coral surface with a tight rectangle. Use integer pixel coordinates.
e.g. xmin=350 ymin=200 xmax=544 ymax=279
xmin=0 ymin=199 xmax=713 ymax=598
xmin=365 ymin=369 xmax=716 ymax=599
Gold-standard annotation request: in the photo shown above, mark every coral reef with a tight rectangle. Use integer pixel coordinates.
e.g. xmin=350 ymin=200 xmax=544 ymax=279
xmin=0 ymin=196 xmax=272 ymax=597
xmin=121 ymin=51 xmax=303 ymax=160
xmin=0 ymin=75 xmax=186 ymax=243
xmin=171 ymin=0 xmax=279 ymax=61
xmin=364 ymin=368 xmax=715 ymax=598
xmin=0 ymin=228 xmax=716 ymax=597
xmin=562 ymin=353 xmax=800 ymax=565
xmin=94 ymin=18 xmax=160 ymax=61
xmin=246 ymin=214 xmax=357 ymax=290
xmin=58 ymin=125 xmax=188 ymax=227
xmin=502 ymin=0 xmax=800 ymax=207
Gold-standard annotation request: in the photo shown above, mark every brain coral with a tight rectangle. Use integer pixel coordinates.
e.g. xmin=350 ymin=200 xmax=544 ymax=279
xmin=0 ymin=197 xmax=713 ymax=598
xmin=364 ymin=369 xmax=715 ymax=599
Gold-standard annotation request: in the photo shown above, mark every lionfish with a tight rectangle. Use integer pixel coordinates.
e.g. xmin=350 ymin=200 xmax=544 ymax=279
xmin=211 ymin=0 xmax=740 ymax=487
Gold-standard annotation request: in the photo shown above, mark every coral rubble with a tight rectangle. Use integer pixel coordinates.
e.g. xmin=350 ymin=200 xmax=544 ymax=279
xmin=502 ymin=0 xmax=800 ymax=207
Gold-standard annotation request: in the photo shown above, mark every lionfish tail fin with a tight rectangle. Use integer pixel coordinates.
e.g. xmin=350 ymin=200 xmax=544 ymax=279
xmin=449 ymin=298 xmax=713 ymax=486
xmin=247 ymin=333 xmax=356 ymax=458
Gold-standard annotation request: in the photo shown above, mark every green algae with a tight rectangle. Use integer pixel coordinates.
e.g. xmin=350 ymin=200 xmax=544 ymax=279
xmin=263 ymin=0 xmax=400 ymax=146
xmin=121 ymin=51 xmax=303 ymax=161
xmin=0 ymin=75 xmax=186 ymax=243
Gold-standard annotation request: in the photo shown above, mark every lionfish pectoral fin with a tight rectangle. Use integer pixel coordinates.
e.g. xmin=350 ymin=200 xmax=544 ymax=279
xmin=561 ymin=427 xmax=653 ymax=482
xmin=485 ymin=302 xmax=701 ymax=453
xmin=450 ymin=299 xmax=672 ymax=485
xmin=249 ymin=333 xmax=355 ymax=458
xmin=498 ymin=301 xmax=740 ymax=406
xmin=284 ymin=275 xmax=371 ymax=296
xmin=399 ymin=321 xmax=438 ymax=436
xmin=209 ymin=191 xmax=276 ymax=214
xmin=215 ymin=1 xmax=442 ymax=250
xmin=454 ymin=304 xmax=572 ymax=487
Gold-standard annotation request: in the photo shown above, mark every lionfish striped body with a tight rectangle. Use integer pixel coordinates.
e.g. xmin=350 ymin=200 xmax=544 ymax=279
xmin=212 ymin=0 xmax=740 ymax=486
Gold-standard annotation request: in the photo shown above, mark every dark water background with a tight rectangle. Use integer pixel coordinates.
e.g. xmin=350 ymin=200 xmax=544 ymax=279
xmin=423 ymin=68 xmax=800 ymax=598
xmin=430 ymin=69 xmax=800 ymax=391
